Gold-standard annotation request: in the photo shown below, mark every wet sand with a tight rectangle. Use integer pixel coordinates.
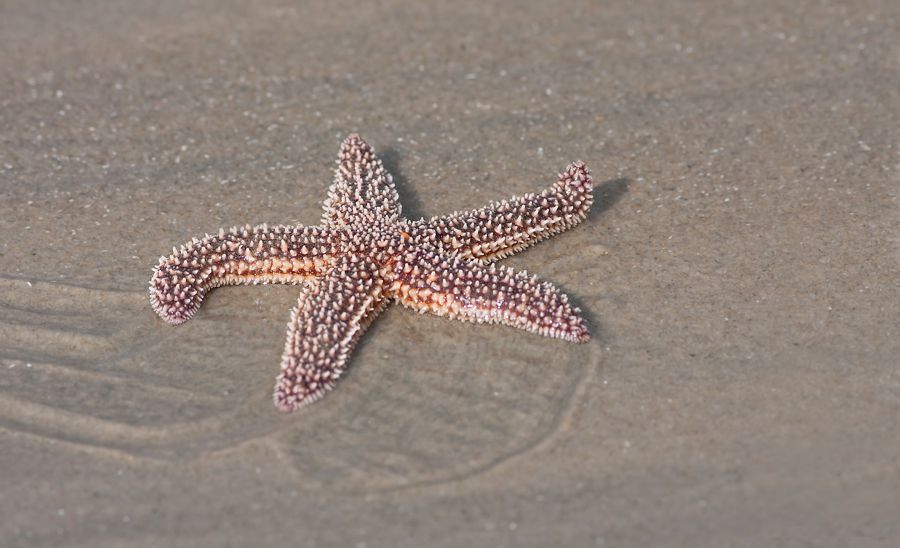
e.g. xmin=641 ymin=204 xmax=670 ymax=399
xmin=1 ymin=1 xmax=898 ymax=546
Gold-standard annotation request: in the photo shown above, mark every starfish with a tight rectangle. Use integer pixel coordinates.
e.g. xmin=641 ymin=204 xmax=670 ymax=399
xmin=150 ymin=134 xmax=594 ymax=412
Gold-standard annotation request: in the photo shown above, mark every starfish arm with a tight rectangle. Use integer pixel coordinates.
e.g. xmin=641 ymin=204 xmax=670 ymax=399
xmin=416 ymin=161 xmax=592 ymax=262
xmin=321 ymin=133 xmax=401 ymax=228
xmin=389 ymin=247 xmax=590 ymax=343
xmin=149 ymin=224 xmax=343 ymax=325
xmin=274 ymin=256 xmax=388 ymax=412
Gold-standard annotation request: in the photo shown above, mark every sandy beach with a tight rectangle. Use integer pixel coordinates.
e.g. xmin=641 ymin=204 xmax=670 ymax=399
xmin=1 ymin=1 xmax=898 ymax=546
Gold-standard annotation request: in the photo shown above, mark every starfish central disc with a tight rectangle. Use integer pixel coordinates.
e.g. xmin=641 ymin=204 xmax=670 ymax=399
xmin=150 ymin=134 xmax=594 ymax=412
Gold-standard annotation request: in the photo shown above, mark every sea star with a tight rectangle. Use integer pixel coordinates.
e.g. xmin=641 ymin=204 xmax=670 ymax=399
xmin=150 ymin=134 xmax=594 ymax=412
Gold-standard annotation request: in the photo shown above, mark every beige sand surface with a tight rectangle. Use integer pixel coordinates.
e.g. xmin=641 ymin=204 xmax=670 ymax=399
xmin=1 ymin=1 xmax=898 ymax=546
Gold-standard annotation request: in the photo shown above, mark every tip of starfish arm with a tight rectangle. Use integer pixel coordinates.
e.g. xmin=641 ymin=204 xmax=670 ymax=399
xmin=556 ymin=161 xmax=593 ymax=215
xmin=273 ymin=394 xmax=300 ymax=412
xmin=564 ymin=161 xmax=592 ymax=187
xmin=149 ymin=274 xmax=202 ymax=325
xmin=533 ymin=316 xmax=591 ymax=344
xmin=560 ymin=322 xmax=591 ymax=343
xmin=550 ymin=310 xmax=591 ymax=343
xmin=572 ymin=309 xmax=592 ymax=343
xmin=149 ymin=294 xmax=194 ymax=325
xmin=149 ymin=275 xmax=205 ymax=325
xmin=339 ymin=133 xmax=375 ymax=162
xmin=344 ymin=132 xmax=365 ymax=145
xmin=273 ymin=390 xmax=318 ymax=413
xmin=274 ymin=374 xmax=333 ymax=412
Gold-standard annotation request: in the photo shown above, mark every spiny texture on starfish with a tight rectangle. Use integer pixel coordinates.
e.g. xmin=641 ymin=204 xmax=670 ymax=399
xmin=150 ymin=134 xmax=593 ymax=412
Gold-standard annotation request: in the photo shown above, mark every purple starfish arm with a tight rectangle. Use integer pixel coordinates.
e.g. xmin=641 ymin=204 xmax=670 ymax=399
xmin=321 ymin=133 xmax=402 ymax=228
xmin=150 ymin=225 xmax=342 ymax=325
xmin=274 ymin=255 xmax=388 ymax=411
xmin=390 ymin=245 xmax=589 ymax=343
xmin=415 ymin=162 xmax=593 ymax=262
